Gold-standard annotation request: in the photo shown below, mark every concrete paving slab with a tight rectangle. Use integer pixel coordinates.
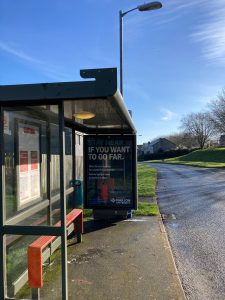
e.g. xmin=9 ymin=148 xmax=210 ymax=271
xmin=39 ymin=216 xmax=185 ymax=300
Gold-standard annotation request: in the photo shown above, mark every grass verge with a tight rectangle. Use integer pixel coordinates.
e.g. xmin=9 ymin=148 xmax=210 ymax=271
xmin=83 ymin=208 xmax=93 ymax=219
xmin=148 ymin=148 xmax=225 ymax=168
xmin=138 ymin=164 xmax=157 ymax=197
xmin=136 ymin=164 xmax=159 ymax=216
xmin=134 ymin=202 xmax=159 ymax=216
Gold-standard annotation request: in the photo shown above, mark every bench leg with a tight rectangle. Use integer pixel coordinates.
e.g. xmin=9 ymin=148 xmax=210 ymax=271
xmin=31 ymin=288 xmax=40 ymax=300
xmin=77 ymin=233 xmax=82 ymax=243
xmin=75 ymin=213 xmax=83 ymax=243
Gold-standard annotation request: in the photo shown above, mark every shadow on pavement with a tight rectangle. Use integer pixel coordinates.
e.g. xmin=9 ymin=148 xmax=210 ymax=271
xmin=83 ymin=219 xmax=119 ymax=234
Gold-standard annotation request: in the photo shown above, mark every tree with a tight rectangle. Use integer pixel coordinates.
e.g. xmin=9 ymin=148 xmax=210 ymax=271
xmin=209 ymin=89 xmax=225 ymax=134
xmin=180 ymin=112 xmax=214 ymax=149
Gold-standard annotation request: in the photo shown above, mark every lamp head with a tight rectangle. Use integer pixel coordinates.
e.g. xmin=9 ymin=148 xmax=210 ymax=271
xmin=138 ymin=1 xmax=162 ymax=12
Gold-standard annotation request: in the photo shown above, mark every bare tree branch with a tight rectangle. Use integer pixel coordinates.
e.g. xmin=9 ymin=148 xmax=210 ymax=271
xmin=180 ymin=112 xmax=214 ymax=149
xmin=209 ymin=89 xmax=225 ymax=134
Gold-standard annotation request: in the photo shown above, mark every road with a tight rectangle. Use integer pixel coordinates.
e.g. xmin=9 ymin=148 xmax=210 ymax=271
xmin=148 ymin=163 xmax=225 ymax=300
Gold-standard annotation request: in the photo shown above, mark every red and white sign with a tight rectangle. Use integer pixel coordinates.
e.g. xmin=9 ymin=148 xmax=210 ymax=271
xmin=17 ymin=123 xmax=41 ymax=208
xmin=19 ymin=151 xmax=29 ymax=172
xmin=31 ymin=151 xmax=38 ymax=170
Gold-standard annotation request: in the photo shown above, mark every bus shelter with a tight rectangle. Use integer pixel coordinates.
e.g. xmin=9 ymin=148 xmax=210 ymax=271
xmin=0 ymin=68 xmax=137 ymax=299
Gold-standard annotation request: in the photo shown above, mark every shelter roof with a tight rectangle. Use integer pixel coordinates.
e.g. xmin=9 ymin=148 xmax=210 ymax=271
xmin=0 ymin=68 xmax=136 ymax=134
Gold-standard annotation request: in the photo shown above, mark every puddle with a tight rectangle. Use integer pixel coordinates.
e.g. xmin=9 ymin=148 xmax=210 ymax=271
xmin=124 ymin=218 xmax=149 ymax=222
xmin=162 ymin=214 xmax=180 ymax=229
xmin=166 ymin=222 xmax=180 ymax=229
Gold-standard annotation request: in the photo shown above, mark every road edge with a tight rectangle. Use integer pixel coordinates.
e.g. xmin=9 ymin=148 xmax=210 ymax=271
xmin=158 ymin=214 xmax=187 ymax=300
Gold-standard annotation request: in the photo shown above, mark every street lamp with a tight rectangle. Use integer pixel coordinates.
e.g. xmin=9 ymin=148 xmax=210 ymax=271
xmin=119 ymin=1 xmax=162 ymax=96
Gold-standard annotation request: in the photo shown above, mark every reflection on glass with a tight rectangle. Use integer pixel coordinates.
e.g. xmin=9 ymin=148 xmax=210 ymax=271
xmin=50 ymin=123 xmax=60 ymax=196
xmin=6 ymin=235 xmax=62 ymax=299
xmin=6 ymin=234 xmax=38 ymax=298
xmin=65 ymin=127 xmax=73 ymax=189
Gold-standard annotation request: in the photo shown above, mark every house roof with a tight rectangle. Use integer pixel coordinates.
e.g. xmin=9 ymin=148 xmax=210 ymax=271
xmin=150 ymin=138 xmax=176 ymax=147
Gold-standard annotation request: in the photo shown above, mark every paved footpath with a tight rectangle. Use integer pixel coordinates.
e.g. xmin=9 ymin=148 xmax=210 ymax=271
xmin=39 ymin=216 xmax=186 ymax=300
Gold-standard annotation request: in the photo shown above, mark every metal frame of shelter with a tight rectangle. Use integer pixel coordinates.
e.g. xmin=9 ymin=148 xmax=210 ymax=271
xmin=0 ymin=68 xmax=136 ymax=300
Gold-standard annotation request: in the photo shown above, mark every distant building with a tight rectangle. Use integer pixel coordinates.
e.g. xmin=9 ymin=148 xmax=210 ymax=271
xmin=148 ymin=138 xmax=176 ymax=154
xmin=142 ymin=142 xmax=151 ymax=154
xmin=138 ymin=138 xmax=176 ymax=157
xmin=137 ymin=145 xmax=143 ymax=156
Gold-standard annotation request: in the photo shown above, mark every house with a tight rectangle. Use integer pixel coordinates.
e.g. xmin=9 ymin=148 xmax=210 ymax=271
xmin=149 ymin=138 xmax=176 ymax=154
xmin=142 ymin=142 xmax=152 ymax=154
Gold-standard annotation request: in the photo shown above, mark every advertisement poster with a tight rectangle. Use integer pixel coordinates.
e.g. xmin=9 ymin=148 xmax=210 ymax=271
xmin=17 ymin=122 xmax=41 ymax=208
xmin=84 ymin=135 xmax=136 ymax=209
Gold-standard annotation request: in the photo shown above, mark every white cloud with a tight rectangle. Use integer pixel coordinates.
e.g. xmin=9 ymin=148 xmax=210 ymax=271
xmin=191 ymin=16 xmax=225 ymax=64
xmin=188 ymin=1 xmax=225 ymax=65
xmin=154 ymin=0 xmax=208 ymax=25
xmin=0 ymin=42 xmax=43 ymax=65
xmin=0 ymin=42 xmax=70 ymax=81
xmin=161 ymin=109 xmax=177 ymax=121
xmin=152 ymin=0 xmax=225 ymax=65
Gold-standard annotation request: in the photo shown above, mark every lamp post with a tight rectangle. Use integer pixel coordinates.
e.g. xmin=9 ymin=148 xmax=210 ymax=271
xmin=119 ymin=1 xmax=162 ymax=96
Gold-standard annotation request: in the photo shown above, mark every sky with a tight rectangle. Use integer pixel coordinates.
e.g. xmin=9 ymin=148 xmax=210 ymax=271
xmin=1 ymin=0 xmax=225 ymax=145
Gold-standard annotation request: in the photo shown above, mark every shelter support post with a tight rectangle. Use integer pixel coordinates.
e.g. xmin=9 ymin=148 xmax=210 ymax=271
xmin=0 ymin=106 xmax=7 ymax=299
xmin=31 ymin=288 xmax=40 ymax=300
xmin=59 ymin=102 xmax=68 ymax=300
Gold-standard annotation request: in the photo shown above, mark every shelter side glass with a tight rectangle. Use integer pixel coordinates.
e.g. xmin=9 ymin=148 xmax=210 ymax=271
xmin=4 ymin=105 xmax=75 ymax=226
xmin=50 ymin=125 xmax=75 ymax=222
xmin=4 ymin=107 xmax=50 ymax=224
xmin=6 ymin=234 xmax=62 ymax=299
xmin=3 ymin=106 xmax=76 ymax=226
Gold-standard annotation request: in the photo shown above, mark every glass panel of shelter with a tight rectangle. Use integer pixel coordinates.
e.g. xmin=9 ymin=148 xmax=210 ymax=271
xmin=1 ymin=104 xmax=78 ymax=298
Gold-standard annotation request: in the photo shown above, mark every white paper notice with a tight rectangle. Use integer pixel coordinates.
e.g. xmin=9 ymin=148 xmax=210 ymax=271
xmin=18 ymin=123 xmax=41 ymax=208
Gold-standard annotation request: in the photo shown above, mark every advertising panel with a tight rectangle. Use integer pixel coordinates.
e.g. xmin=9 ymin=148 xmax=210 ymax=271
xmin=84 ymin=135 xmax=137 ymax=209
xmin=17 ymin=122 xmax=41 ymax=209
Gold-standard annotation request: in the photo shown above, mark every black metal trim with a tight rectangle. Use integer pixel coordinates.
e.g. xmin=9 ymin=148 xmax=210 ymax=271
xmin=0 ymin=106 xmax=6 ymax=299
xmin=133 ymin=135 xmax=138 ymax=210
xmin=3 ymin=225 xmax=63 ymax=236
xmin=0 ymin=68 xmax=117 ymax=102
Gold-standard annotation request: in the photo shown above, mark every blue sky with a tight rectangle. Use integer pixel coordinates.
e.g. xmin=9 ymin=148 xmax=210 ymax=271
xmin=1 ymin=1 xmax=225 ymax=144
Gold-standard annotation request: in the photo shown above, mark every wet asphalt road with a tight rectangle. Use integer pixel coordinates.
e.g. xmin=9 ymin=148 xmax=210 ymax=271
xmin=149 ymin=163 xmax=225 ymax=300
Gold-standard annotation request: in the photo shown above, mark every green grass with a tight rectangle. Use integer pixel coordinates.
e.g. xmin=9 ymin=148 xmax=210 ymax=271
xmin=138 ymin=164 xmax=157 ymax=197
xmin=134 ymin=202 xmax=159 ymax=216
xmin=83 ymin=208 xmax=93 ymax=219
xmin=149 ymin=148 xmax=225 ymax=168
xmin=136 ymin=164 xmax=159 ymax=216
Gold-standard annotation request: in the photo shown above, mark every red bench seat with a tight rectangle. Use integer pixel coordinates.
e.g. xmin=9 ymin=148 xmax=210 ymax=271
xmin=28 ymin=208 xmax=83 ymax=288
